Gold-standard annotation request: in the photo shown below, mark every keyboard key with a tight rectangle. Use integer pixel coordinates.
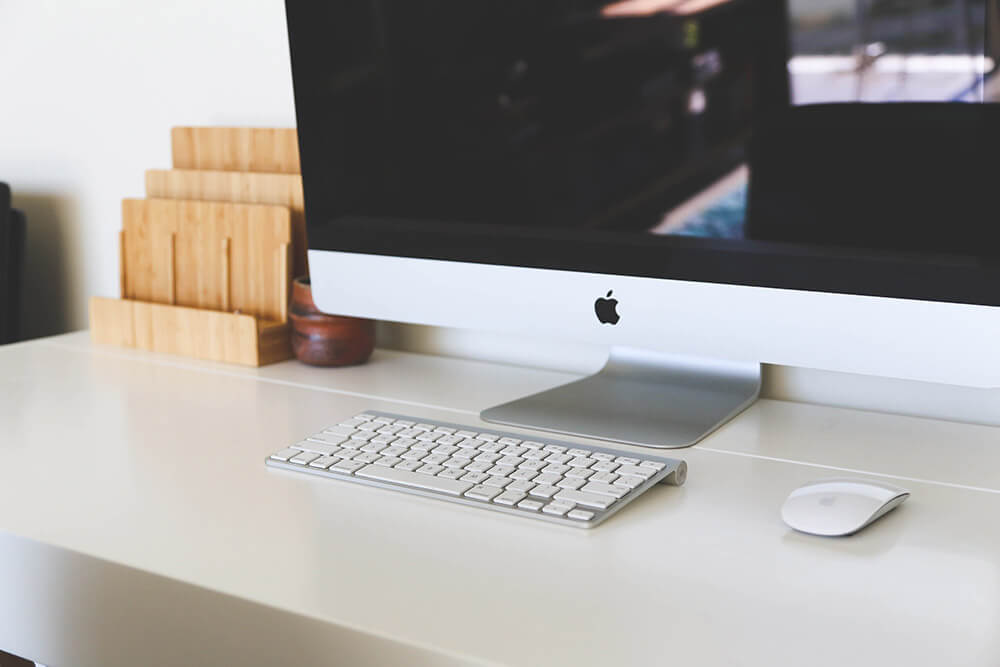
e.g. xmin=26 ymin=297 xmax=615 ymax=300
xmin=483 ymin=476 xmax=512 ymax=488
xmin=410 ymin=440 xmax=434 ymax=451
xmin=374 ymin=456 xmax=403 ymax=467
xmin=616 ymin=475 xmax=645 ymax=489
xmin=438 ymin=468 xmax=466 ymax=480
xmin=380 ymin=445 xmax=407 ymax=458
xmin=567 ymin=509 xmax=595 ymax=521
xmin=397 ymin=429 xmax=424 ymax=439
xmin=569 ymin=456 xmax=596 ymax=468
xmin=341 ymin=439 xmax=362 ymax=449
xmin=533 ymin=473 xmax=561 ymax=486
xmin=269 ymin=447 xmax=302 ymax=461
xmin=556 ymin=477 xmax=585 ymax=490
xmin=498 ymin=437 xmax=522 ymax=446
xmin=465 ymin=485 xmax=502 ymax=501
xmin=330 ymin=459 xmax=366 ymax=474
xmin=321 ymin=426 xmax=354 ymax=437
xmin=395 ymin=420 xmax=416 ymax=427
xmin=353 ymin=452 xmax=381 ymax=464
xmin=421 ymin=453 xmax=448 ymax=465
xmin=543 ymin=445 xmax=566 ymax=454
xmin=500 ymin=445 xmax=527 ymax=456
xmin=350 ymin=432 xmax=376 ymax=442
xmin=310 ymin=433 xmax=349 ymax=445
xmin=416 ymin=464 xmax=445 ymax=476
xmin=297 ymin=442 xmax=342 ymax=456
xmin=442 ymin=457 xmax=468 ymax=469
xmin=456 ymin=430 xmax=479 ymax=439
xmin=360 ymin=442 xmax=388 ymax=453
xmin=541 ymin=464 xmax=570 ymax=476
xmin=591 ymin=452 xmax=615 ymax=461
xmin=553 ymin=489 xmax=615 ymax=510
xmin=486 ymin=465 xmax=516 ymax=477
xmin=506 ymin=480 xmax=536 ymax=493
xmin=518 ymin=499 xmax=544 ymax=511
xmin=522 ymin=441 xmax=544 ymax=450
xmin=568 ymin=448 xmax=589 ymax=456
xmin=369 ymin=434 xmax=396 ymax=445
xmin=431 ymin=444 xmax=459 ymax=456
xmin=337 ymin=418 xmax=367 ymax=428
xmin=591 ymin=461 xmax=620 ymax=473
xmin=372 ymin=417 xmax=394 ymax=424
xmin=478 ymin=442 xmax=504 ymax=453
xmin=308 ymin=456 xmax=339 ymax=469
xmin=452 ymin=448 xmax=476 ymax=460
xmin=522 ymin=450 xmax=548 ymax=460
xmin=494 ymin=490 xmax=526 ymax=506
xmin=376 ymin=424 xmax=404 ymax=435
xmin=416 ymin=432 xmax=442 ymax=442
xmin=579 ymin=481 xmax=629 ymax=498
xmin=395 ymin=460 xmax=423 ymax=472
xmin=464 ymin=461 xmax=492 ymax=473
xmin=508 ymin=469 xmax=537 ymax=481
xmin=289 ymin=451 xmax=320 ymax=465
xmin=518 ymin=460 xmax=546 ymax=472
xmin=435 ymin=435 xmax=463 ymax=447
xmin=565 ymin=467 xmax=594 ymax=480
xmin=401 ymin=450 xmax=426 ymax=461
xmin=590 ymin=471 xmax=620 ymax=484
xmin=615 ymin=464 xmax=654 ymax=479
xmin=615 ymin=457 xmax=640 ymax=465
xmin=476 ymin=433 xmax=499 ymax=442
xmin=355 ymin=413 xmax=377 ymax=421
xmin=528 ymin=485 xmax=559 ymax=499
xmin=434 ymin=427 xmax=457 ymax=435
xmin=414 ymin=423 xmax=436 ymax=431
xmin=542 ymin=501 xmax=575 ymax=516
xmin=545 ymin=453 xmax=572 ymax=465
xmin=456 ymin=438 xmax=483 ymax=449
xmin=356 ymin=464 xmax=473 ymax=496
xmin=474 ymin=452 xmax=501 ymax=464
xmin=640 ymin=460 xmax=667 ymax=471
xmin=498 ymin=455 xmax=524 ymax=467
xmin=460 ymin=471 xmax=490 ymax=484
xmin=356 ymin=422 xmax=380 ymax=431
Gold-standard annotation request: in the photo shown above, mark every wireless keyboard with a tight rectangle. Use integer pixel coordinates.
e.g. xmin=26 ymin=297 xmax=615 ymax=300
xmin=266 ymin=411 xmax=687 ymax=528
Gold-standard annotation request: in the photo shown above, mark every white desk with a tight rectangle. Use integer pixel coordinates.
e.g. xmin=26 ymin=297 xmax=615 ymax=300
xmin=2 ymin=332 xmax=999 ymax=666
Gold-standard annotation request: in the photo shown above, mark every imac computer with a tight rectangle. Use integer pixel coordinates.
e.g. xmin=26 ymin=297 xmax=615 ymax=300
xmin=285 ymin=0 xmax=999 ymax=449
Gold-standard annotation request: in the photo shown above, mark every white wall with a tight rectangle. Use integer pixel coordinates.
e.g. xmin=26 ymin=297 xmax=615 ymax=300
xmin=0 ymin=0 xmax=296 ymax=339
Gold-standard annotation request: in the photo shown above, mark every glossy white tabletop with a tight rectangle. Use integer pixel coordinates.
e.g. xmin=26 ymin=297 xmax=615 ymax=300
xmin=2 ymin=333 xmax=999 ymax=666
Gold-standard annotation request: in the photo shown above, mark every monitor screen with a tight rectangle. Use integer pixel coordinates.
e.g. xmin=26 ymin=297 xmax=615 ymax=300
xmin=287 ymin=0 xmax=999 ymax=306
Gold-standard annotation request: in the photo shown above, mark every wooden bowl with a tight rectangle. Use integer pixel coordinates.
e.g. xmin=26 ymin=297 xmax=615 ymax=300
xmin=289 ymin=277 xmax=375 ymax=367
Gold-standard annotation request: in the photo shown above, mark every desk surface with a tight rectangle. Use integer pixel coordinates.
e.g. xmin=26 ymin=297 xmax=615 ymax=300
xmin=2 ymin=332 xmax=1000 ymax=666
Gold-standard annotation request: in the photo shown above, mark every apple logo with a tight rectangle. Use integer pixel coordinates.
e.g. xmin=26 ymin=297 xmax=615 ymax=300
xmin=594 ymin=290 xmax=620 ymax=325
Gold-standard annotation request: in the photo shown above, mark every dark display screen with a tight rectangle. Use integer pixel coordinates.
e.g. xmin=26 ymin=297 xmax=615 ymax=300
xmin=287 ymin=0 xmax=1000 ymax=306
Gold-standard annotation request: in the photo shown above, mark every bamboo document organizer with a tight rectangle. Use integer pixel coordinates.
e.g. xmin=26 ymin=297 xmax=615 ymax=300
xmin=90 ymin=128 xmax=300 ymax=366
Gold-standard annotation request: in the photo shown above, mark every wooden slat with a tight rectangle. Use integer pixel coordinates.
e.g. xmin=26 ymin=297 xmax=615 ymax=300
xmin=88 ymin=297 xmax=293 ymax=366
xmin=145 ymin=168 xmax=308 ymax=279
xmin=121 ymin=199 xmax=292 ymax=321
xmin=171 ymin=127 xmax=300 ymax=174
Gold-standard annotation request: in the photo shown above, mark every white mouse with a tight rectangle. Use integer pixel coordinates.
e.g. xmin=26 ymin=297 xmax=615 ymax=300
xmin=781 ymin=477 xmax=910 ymax=536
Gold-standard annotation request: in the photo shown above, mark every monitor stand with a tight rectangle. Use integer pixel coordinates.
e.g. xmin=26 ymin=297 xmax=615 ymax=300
xmin=480 ymin=347 xmax=761 ymax=449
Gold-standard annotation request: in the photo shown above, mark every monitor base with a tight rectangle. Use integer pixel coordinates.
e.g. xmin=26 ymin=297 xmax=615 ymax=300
xmin=481 ymin=347 xmax=761 ymax=449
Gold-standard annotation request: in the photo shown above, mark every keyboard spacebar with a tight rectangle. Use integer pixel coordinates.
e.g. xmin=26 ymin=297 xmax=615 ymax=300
xmin=355 ymin=464 xmax=473 ymax=496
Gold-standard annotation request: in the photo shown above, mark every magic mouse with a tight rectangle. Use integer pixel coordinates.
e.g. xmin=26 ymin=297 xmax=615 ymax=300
xmin=781 ymin=478 xmax=909 ymax=536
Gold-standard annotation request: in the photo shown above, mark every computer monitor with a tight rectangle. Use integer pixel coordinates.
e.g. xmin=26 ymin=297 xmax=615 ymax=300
xmin=285 ymin=0 xmax=999 ymax=448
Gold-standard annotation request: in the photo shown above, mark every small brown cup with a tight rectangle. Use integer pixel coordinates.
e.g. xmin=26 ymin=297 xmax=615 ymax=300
xmin=289 ymin=277 xmax=376 ymax=367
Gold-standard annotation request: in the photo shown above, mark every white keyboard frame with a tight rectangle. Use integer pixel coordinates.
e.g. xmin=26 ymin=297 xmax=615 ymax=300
xmin=266 ymin=411 xmax=687 ymax=528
